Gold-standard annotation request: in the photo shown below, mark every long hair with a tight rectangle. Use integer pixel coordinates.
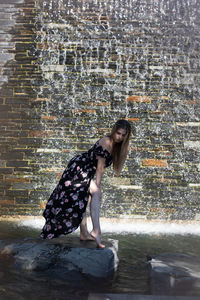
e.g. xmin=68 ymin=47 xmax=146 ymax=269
xmin=109 ymin=120 xmax=131 ymax=176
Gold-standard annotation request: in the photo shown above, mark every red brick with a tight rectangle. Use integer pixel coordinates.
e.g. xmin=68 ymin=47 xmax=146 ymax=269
xmin=86 ymin=102 xmax=110 ymax=107
xmin=4 ymin=177 xmax=30 ymax=183
xmin=29 ymin=130 xmax=53 ymax=137
xmin=42 ymin=115 xmax=56 ymax=120
xmin=126 ymin=118 xmax=139 ymax=122
xmin=97 ymin=102 xmax=110 ymax=107
xmin=0 ymin=200 xmax=15 ymax=206
xmin=126 ymin=95 xmax=151 ymax=103
xmin=142 ymin=159 xmax=168 ymax=167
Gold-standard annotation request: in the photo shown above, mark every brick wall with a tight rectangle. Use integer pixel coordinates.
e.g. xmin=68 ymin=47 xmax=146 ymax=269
xmin=0 ymin=0 xmax=199 ymax=219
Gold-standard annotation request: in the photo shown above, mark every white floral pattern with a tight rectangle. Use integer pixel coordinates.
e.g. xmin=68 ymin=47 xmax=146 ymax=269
xmin=40 ymin=140 xmax=112 ymax=239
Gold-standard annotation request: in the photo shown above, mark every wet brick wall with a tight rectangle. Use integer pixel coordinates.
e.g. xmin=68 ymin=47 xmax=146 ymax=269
xmin=0 ymin=0 xmax=199 ymax=219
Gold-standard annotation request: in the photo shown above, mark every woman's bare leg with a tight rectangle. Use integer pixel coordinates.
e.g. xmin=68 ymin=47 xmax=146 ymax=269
xmin=80 ymin=212 xmax=95 ymax=241
xmin=89 ymin=180 xmax=105 ymax=248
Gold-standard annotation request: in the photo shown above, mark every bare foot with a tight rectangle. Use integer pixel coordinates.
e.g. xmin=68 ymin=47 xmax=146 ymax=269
xmin=90 ymin=231 xmax=105 ymax=249
xmin=80 ymin=232 xmax=95 ymax=241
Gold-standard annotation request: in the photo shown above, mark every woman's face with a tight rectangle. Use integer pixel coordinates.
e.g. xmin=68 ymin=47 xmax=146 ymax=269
xmin=113 ymin=128 xmax=127 ymax=143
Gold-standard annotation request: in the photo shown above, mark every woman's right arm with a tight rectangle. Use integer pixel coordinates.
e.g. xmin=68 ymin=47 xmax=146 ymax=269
xmin=95 ymin=156 xmax=105 ymax=187
xmin=95 ymin=136 xmax=112 ymax=187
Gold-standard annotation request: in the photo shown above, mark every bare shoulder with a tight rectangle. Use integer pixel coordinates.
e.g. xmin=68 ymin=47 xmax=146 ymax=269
xmin=99 ymin=136 xmax=112 ymax=152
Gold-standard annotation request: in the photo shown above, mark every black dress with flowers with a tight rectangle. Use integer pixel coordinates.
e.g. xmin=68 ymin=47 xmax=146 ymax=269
xmin=40 ymin=140 xmax=112 ymax=239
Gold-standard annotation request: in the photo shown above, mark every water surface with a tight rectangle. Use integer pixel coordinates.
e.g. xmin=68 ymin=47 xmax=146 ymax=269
xmin=0 ymin=221 xmax=200 ymax=299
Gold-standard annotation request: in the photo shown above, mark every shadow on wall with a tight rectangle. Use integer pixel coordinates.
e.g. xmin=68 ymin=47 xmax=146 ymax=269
xmin=0 ymin=0 xmax=44 ymax=215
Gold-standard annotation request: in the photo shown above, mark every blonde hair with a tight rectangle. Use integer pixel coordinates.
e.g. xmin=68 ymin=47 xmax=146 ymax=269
xmin=109 ymin=120 xmax=131 ymax=176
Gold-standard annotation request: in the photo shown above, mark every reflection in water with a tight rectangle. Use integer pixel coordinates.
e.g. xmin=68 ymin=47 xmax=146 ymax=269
xmin=0 ymin=221 xmax=200 ymax=299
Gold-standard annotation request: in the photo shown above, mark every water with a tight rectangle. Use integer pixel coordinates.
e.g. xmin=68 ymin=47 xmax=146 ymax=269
xmin=1 ymin=220 xmax=200 ymax=299
xmin=30 ymin=0 xmax=200 ymax=221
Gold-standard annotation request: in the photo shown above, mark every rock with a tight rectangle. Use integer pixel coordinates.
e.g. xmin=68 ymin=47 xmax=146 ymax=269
xmin=147 ymin=253 xmax=200 ymax=296
xmin=88 ymin=294 xmax=200 ymax=300
xmin=0 ymin=237 xmax=118 ymax=279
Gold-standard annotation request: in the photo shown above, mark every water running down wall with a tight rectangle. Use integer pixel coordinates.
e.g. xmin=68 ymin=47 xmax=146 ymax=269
xmin=0 ymin=0 xmax=199 ymax=219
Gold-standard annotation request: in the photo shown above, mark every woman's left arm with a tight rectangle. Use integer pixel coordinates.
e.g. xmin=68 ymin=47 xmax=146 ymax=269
xmin=96 ymin=156 xmax=105 ymax=187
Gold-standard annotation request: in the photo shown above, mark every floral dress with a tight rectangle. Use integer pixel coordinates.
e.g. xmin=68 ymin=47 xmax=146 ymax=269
xmin=40 ymin=140 xmax=112 ymax=239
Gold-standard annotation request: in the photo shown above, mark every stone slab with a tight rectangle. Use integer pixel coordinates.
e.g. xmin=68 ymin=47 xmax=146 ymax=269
xmin=147 ymin=253 xmax=200 ymax=296
xmin=0 ymin=0 xmax=24 ymax=4
xmin=88 ymin=295 xmax=200 ymax=300
xmin=0 ymin=236 xmax=118 ymax=279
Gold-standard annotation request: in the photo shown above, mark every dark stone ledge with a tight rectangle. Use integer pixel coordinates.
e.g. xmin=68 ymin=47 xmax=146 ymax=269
xmin=147 ymin=253 xmax=200 ymax=296
xmin=0 ymin=236 xmax=119 ymax=279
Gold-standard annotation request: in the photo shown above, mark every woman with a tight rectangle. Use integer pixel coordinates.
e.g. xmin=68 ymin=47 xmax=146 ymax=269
xmin=40 ymin=119 xmax=131 ymax=248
